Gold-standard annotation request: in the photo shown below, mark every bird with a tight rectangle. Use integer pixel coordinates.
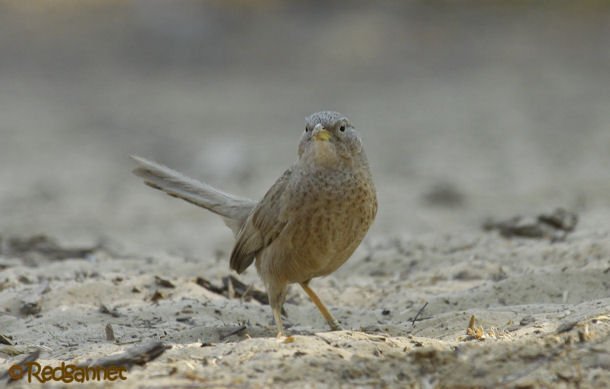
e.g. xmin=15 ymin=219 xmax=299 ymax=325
xmin=131 ymin=111 xmax=377 ymax=336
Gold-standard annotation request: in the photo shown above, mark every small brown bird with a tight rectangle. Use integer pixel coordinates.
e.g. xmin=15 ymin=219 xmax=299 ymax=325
xmin=131 ymin=111 xmax=377 ymax=336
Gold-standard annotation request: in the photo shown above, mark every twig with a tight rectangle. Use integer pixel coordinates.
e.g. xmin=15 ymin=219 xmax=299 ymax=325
xmin=154 ymin=276 xmax=175 ymax=289
xmin=99 ymin=303 xmax=122 ymax=318
xmin=81 ymin=341 xmax=169 ymax=369
xmin=411 ymin=302 xmax=429 ymax=327
xmin=195 ymin=275 xmax=269 ymax=305
xmin=0 ymin=334 xmax=12 ymax=345
xmin=1 ymin=349 xmax=40 ymax=383
xmin=105 ymin=324 xmax=115 ymax=342
xmin=220 ymin=326 xmax=247 ymax=340
xmin=195 ymin=277 xmax=225 ymax=295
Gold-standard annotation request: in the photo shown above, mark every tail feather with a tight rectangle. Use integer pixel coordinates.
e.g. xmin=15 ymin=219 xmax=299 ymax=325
xmin=130 ymin=155 xmax=255 ymax=236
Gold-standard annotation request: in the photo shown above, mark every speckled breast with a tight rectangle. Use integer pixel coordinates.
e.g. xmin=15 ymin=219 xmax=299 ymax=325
xmin=282 ymin=166 xmax=377 ymax=281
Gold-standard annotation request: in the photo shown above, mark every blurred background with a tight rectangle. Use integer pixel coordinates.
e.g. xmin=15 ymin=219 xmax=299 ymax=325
xmin=1 ymin=0 xmax=610 ymax=256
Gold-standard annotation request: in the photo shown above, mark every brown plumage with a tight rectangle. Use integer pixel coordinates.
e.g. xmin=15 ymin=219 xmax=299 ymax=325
xmin=132 ymin=111 xmax=377 ymax=336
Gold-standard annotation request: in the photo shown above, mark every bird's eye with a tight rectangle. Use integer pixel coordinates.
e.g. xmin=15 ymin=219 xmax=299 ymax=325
xmin=339 ymin=125 xmax=346 ymax=132
xmin=305 ymin=126 xmax=309 ymax=132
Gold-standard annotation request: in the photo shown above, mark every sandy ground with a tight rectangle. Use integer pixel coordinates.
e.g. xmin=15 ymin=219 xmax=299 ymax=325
xmin=1 ymin=2 xmax=610 ymax=388
xmin=1 ymin=231 xmax=610 ymax=387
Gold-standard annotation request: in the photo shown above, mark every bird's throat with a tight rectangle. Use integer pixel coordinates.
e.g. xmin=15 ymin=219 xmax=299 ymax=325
xmin=311 ymin=141 xmax=339 ymax=167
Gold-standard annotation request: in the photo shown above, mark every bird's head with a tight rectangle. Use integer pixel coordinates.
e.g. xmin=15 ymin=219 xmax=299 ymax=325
xmin=298 ymin=111 xmax=364 ymax=167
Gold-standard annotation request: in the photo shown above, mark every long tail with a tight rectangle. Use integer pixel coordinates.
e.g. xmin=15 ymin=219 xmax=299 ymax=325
xmin=130 ymin=155 xmax=255 ymax=236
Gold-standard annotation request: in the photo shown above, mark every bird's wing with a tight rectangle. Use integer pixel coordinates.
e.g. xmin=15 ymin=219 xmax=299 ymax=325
xmin=229 ymin=168 xmax=293 ymax=273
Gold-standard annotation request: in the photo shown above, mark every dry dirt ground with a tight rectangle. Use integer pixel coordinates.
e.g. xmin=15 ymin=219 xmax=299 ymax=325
xmin=1 ymin=2 xmax=610 ymax=388
xmin=1 ymin=230 xmax=609 ymax=387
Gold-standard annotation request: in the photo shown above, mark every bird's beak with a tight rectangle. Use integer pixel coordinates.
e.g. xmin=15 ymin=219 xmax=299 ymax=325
xmin=313 ymin=125 xmax=332 ymax=142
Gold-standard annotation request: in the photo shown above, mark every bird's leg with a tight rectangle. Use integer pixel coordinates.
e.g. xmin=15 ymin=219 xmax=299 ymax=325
xmin=272 ymin=305 xmax=285 ymax=337
xmin=299 ymin=282 xmax=342 ymax=331
xmin=268 ymin=283 xmax=288 ymax=337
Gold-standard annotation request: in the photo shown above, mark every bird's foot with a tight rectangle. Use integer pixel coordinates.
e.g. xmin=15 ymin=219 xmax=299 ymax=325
xmin=328 ymin=320 xmax=343 ymax=331
xmin=276 ymin=332 xmax=295 ymax=343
